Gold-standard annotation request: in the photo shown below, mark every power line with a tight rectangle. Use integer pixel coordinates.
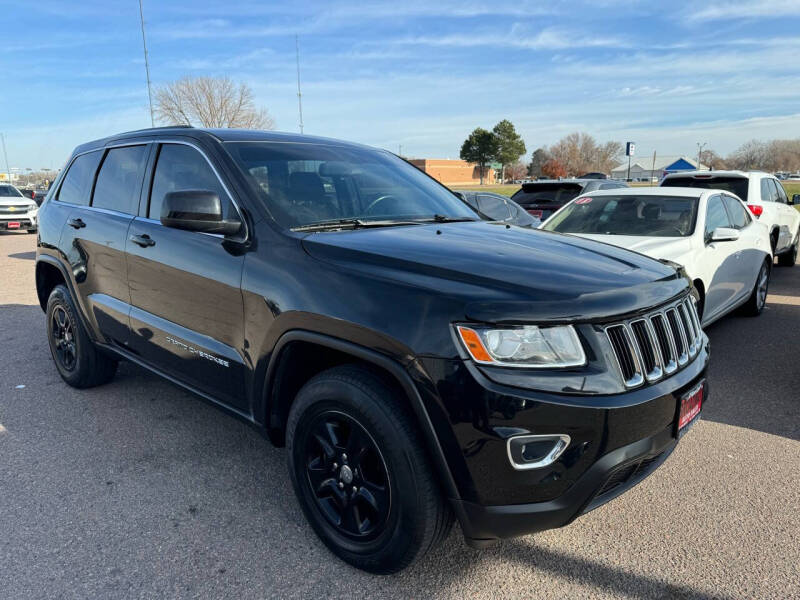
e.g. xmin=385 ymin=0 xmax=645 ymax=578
xmin=295 ymin=34 xmax=304 ymax=134
xmin=138 ymin=0 xmax=155 ymax=127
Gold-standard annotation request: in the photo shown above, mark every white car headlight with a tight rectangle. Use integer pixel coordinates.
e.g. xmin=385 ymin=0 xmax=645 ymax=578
xmin=456 ymin=324 xmax=586 ymax=368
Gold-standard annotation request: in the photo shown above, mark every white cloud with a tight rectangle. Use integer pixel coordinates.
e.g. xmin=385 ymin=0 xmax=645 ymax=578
xmin=690 ymin=0 xmax=800 ymax=21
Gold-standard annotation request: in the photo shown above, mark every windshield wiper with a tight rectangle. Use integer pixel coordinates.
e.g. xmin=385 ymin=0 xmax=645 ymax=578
xmin=427 ymin=214 xmax=479 ymax=223
xmin=291 ymin=218 xmax=424 ymax=232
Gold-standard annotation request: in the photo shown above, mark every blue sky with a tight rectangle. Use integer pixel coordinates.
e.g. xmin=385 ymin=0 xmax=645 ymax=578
xmin=2 ymin=0 xmax=800 ymax=171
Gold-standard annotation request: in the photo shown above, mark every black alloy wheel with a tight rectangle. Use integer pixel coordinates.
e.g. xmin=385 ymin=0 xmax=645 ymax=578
xmin=303 ymin=411 xmax=391 ymax=541
xmin=51 ymin=305 xmax=77 ymax=371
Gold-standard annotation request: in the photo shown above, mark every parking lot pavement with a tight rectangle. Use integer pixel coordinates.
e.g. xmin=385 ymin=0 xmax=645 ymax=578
xmin=1 ymin=231 xmax=798 ymax=600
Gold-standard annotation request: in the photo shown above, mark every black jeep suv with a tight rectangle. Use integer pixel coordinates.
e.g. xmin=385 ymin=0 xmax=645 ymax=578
xmin=36 ymin=127 xmax=708 ymax=573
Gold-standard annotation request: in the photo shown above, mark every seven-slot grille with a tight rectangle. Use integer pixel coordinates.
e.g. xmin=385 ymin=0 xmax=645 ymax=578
xmin=605 ymin=296 xmax=703 ymax=388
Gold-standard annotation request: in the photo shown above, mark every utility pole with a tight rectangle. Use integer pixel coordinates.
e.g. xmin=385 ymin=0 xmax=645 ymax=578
xmin=696 ymin=142 xmax=707 ymax=170
xmin=138 ymin=0 xmax=155 ymax=127
xmin=295 ymin=34 xmax=304 ymax=134
xmin=651 ymin=150 xmax=657 ymax=184
xmin=1 ymin=134 xmax=10 ymax=184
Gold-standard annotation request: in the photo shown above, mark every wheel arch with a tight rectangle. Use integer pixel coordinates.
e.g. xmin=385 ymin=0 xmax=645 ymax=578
xmin=261 ymin=330 xmax=460 ymax=501
xmin=691 ymin=278 xmax=705 ymax=320
xmin=35 ymin=256 xmax=69 ymax=312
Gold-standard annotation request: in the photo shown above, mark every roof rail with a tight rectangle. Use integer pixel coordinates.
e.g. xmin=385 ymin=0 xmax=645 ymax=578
xmin=115 ymin=125 xmax=195 ymax=136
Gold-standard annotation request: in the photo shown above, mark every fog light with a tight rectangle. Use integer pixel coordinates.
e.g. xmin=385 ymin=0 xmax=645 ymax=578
xmin=507 ymin=434 xmax=570 ymax=470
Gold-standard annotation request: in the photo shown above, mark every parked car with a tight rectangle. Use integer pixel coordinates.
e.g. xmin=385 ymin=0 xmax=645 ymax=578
xmin=0 ymin=183 xmax=39 ymax=233
xmin=661 ymin=170 xmax=799 ymax=266
xmin=19 ymin=187 xmax=48 ymax=206
xmin=454 ymin=190 xmax=540 ymax=227
xmin=541 ymin=187 xmax=772 ymax=326
xmin=511 ymin=178 xmax=628 ymax=221
xmin=577 ymin=172 xmax=608 ymax=180
xmin=36 ymin=127 xmax=708 ymax=573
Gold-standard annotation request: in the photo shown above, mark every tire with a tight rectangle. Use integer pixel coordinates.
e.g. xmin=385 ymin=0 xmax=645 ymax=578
xmin=286 ymin=365 xmax=453 ymax=574
xmin=742 ymin=260 xmax=770 ymax=317
xmin=27 ymin=228 xmax=38 ymax=234
xmin=777 ymin=233 xmax=798 ymax=267
xmin=46 ymin=284 xmax=118 ymax=388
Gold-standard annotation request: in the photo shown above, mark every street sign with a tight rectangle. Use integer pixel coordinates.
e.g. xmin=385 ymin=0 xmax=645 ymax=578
xmin=626 ymin=142 xmax=635 ymax=157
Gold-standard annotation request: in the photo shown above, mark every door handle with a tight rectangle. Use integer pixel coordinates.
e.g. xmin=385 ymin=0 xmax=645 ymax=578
xmin=129 ymin=233 xmax=155 ymax=248
xmin=67 ymin=217 xmax=86 ymax=229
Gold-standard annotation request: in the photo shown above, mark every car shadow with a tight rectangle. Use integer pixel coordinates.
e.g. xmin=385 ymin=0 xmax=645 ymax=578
xmin=701 ymin=264 xmax=800 ymax=442
xmin=8 ymin=251 xmax=35 ymax=260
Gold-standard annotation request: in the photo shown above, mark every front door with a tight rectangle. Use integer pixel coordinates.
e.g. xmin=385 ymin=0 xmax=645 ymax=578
xmin=125 ymin=142 xmax=249 ymax=412
xmin=702 ymin=194 xmax=739 ymax=322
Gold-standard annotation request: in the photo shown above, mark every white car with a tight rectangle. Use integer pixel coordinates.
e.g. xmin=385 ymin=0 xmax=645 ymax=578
xmin=660 ymin=170 xmax=799 ymax=266
xmin=0 ymin=184 xmax=39 ymax=233
xmin=541 ymin=187 xmax=772 ymax=326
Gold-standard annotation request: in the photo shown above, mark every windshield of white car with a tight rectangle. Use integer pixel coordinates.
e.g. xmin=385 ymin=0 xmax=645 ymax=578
xmin=661 ymin=176 xmax=748 ymax=202
xmin=543 ymin=194 xmax=698 ymax=237
xmin=0 ymin=186 xmax=23 ymax=197
xmin=225 ymin=142 xmax=479 ymax=230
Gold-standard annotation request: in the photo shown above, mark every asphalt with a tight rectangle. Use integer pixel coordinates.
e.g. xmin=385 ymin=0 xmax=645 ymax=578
xmin=1 ymin=231 xmax=798 ymax=599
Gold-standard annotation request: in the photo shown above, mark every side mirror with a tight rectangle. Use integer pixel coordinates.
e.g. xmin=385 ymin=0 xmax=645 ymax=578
xmin=791 ymin=194 xmax=800 ymax=205
xmin=160 ymin=190 xmax=241 ymax=236
xmin=710 ymin=227 xmax=740 ymax=242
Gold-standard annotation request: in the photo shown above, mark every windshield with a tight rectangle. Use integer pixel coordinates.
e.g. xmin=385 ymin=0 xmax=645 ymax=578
xmin=224 ymin=142 xmax=478 ymax=229
xmin=661 ymin=175 xmax=748 ymax=201
xmin=543 ymin=194 xmax=698 ymax=237
xmin=0 ymin=185 xmax=23 ymax=197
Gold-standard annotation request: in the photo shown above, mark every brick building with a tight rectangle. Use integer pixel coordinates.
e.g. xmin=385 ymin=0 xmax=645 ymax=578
xmin=408 ymin=159 xmax=496 ymax=186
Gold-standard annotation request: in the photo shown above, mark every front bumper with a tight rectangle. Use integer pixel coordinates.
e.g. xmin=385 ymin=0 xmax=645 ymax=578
xmin=418 ymin=336 xmax=709 ymax=546
xmin=0 ymin=215 xmax=37 ymax=230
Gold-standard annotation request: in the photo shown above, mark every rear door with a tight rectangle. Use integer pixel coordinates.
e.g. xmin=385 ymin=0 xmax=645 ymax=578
xmin=58 ymin=144 xmax=149 ymax=346
xmin=722 ymin=194 xmax=763 ymax=303
xmin=702 ymin=194 xmax=740 ymax=322
xmin=126 ymin=141 xmax=248 ymax=411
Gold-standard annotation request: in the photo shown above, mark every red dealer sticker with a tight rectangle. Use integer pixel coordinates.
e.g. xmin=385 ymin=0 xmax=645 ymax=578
xmin=574 ymin=197 xmax=592 ymax=205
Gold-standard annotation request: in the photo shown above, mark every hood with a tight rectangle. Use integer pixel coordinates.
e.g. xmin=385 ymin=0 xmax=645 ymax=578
xmin=572 ymin=234 xmax=694 ymax=264
xmin=302 ymin=222 xmax=689 ymax=322
xmin=0 ymin=197 xmax=35 ymax=207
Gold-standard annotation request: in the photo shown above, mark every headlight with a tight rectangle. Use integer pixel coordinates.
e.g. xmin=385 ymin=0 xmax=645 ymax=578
xmin=456 ymin=324 xmax=586 ymax=368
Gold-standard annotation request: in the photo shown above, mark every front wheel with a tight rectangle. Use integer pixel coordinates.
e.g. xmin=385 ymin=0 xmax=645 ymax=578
xmin=742 ymin=260 xmax=770 ymax=316
xmin=286 ymin=365 xmax=452 ymax=574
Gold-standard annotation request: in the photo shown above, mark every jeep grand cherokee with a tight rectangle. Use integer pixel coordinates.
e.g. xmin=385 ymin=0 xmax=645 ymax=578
xmin=35 ymin=127 xmax=709 ymax=574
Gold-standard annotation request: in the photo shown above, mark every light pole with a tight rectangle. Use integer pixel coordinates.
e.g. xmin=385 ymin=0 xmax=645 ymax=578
xmin=1 ymin=133 xmax=10 ymax=184
xmin=696 ymin=142 xmax=707 ymax=170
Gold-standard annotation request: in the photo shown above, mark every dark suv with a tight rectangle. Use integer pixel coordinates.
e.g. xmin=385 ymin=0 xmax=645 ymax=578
xmin=512 ymin=178 xmax=628 ymax=221
xmin=35 ymin=127 xmax=709 ymax=574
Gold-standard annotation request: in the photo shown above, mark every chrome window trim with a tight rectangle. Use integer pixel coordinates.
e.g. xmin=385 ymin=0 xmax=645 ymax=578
xmin=53 ymin=137 xmax=248 ymax=241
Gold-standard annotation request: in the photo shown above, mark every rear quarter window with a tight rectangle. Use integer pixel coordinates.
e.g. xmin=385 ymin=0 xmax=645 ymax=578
xmin=57 ymin=151 xmax=103 ymax=206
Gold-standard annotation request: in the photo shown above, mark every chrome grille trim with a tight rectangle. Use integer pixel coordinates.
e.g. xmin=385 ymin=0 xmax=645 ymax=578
xmin=604 ymin=295 xmax=703 ymax=388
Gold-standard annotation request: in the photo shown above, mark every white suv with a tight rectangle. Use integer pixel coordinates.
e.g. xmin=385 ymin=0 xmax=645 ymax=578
xmin=661 ymin=170 xmax=800 ymax=266
xmin=0 ymin=184 xmax=39 ymax=233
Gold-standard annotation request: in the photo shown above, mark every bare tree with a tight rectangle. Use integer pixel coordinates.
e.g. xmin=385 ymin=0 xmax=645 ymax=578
xmin=549 ymin=132 xmax=621 ymax=176
xmin=154 ymin=76 xmax=275 ymax=129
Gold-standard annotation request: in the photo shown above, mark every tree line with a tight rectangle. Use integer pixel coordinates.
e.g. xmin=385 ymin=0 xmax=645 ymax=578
xmin=460 ymin=124 xmax=624 ymax=182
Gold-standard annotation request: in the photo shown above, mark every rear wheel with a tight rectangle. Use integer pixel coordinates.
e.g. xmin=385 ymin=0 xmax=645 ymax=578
xmin=286 ymin=365 xmax=452 ymax=574
xmin=46 ymin=284 xmax=118 ymax=388
xmin=742 ymin=260 xmax=770 ymax=317
xmin=777 ymin=233 xmax=798 ymax=267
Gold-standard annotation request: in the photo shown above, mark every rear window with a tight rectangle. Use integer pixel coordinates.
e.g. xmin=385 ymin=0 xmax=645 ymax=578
xmin=92 ymin=145 xmax=148 ymax=214
xmin=661 ymin=175 xmax=748 ymax=202
xmin=57 ymin=151 xmax=103 ymax=206
xmin=511 ymin=183 xmax=583 ymax=206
